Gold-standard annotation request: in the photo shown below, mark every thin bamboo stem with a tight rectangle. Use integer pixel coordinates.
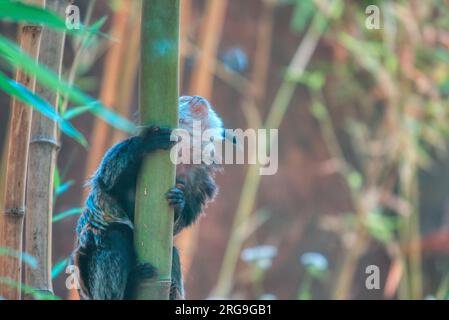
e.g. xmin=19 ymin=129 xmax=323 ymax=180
xmin=24 ymin=0 xmax=68 ymax=299
xmin=399 ymin=163 xmax=422 ymax=299
xmin=0 ymin=0 xmax=44 ymax=300
xmin=333 ymin=226 xmax=368 ymax=299
xmin=0 ymin=122 xmax=9 ymax=212
xmin=60 ymin=0 xmax=95 ymax=113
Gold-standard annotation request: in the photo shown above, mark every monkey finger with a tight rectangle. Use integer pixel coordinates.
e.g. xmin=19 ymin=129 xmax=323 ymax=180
xmin=166 ymin=188 xmax=184 ymax=196
xmin=168 ymin=201 xmax=184 ymax=207
xmin=166 ymin=193 xmax=184 ymax=200
xmin=166 ymin=195 xmax=184 ymax=203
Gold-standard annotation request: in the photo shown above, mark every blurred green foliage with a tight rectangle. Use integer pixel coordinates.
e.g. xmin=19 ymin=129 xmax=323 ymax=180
xmin=0 ymin=0 xmax=136 ymax=147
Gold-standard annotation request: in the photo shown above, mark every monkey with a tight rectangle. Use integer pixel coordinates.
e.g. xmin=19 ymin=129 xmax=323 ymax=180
xmin=72 ymin=96 xmax=226 ymax=300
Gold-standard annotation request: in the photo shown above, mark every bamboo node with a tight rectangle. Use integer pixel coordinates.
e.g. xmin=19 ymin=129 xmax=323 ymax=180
xmin=30 ymin=136 xmax=61 ymax=150
xmin=22 ymin=25 xmax=43 ymax=33
xmin=4 ymin=207 xmax=26 ymax=217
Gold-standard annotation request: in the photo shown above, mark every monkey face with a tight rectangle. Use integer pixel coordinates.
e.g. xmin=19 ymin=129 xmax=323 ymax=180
xmin=178 ymin=95 xmax=223 ymax=133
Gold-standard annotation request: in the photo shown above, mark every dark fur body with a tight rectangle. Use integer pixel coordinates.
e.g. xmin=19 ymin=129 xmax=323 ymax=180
xmin=72 ymin=127 xmax=218 ymax=300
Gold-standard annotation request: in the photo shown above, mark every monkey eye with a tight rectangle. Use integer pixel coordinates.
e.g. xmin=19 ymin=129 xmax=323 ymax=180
xmin=179 ymin=96 xmax=192 ymax=105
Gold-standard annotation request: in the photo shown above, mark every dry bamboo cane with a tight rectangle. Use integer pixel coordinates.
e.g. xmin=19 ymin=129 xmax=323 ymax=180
xmin=0 ymin=126 xmax=9 ymax=212
xmin=0 ymin=0 xmax=44 ymax=300
xmin=23 ymin=0 xmax=68 ymax=299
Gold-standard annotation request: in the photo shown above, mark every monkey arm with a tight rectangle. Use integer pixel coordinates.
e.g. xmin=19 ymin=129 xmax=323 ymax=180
xmin=93 ymin=137 xmax=144 ymax=192
xmin=90 ymin=127 xmax=174 ymax=192
xmin=172 ymin=166 xmax=218 ymax=234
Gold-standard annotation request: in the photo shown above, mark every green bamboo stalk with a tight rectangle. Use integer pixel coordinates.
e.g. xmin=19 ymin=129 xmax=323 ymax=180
xmin=134 ymin=0 xmax=179 ymax=300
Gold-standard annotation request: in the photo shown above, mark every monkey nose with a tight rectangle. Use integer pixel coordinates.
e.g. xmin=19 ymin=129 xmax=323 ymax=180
xmin=189 ymin=96 xmax=209 ymax=116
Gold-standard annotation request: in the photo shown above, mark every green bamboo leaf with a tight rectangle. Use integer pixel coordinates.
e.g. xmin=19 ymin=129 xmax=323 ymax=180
xmin=347 ymin=170 xmax=363 ymax=191
xmin=290 ymin=0 xmax=315 ymax=33
xmin=364 ymin=211 xmax=398 ymax=244
xmin=0 ymin=248 xmax=38 ymax=269
xmin=311 ymin=100 xmax=327 ymax=121
xmin=52 ymin=208 xmax=83 ymax=223
xmin=53 ymin=167 xmax=61 ymax=192
xmin=0 ymin=0 xmax=67 ymax=30
xmin=89 ymin=16 xmax=107 ymax=33
xmin=54 ymin=180 xmax=74 ymax=197
xmin=0 ymin=277 xmax=60 ymax=300
xmin=288 ymin=71 xmax=325 ymax=91
xmin=435 ymin=48 xmax=449 ymax=62
xmin=0 ymin=71 xmax=87 ymax=146
xmin=51 ymin=258 xmax=69 ymax=279
xmin=0 ymin=35 xmax=136 ymax=133
xmin=63 ymin=103 xmax=97 ymax=120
